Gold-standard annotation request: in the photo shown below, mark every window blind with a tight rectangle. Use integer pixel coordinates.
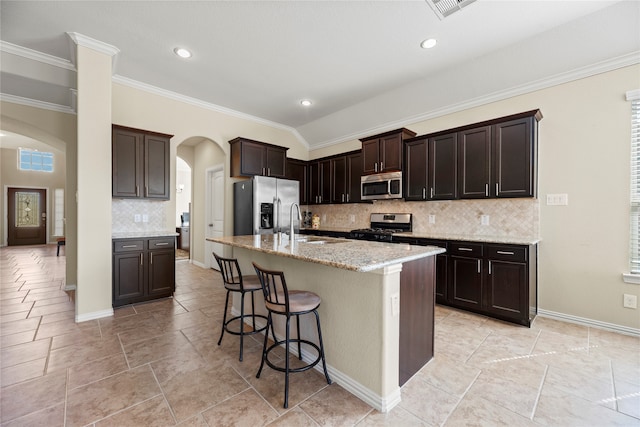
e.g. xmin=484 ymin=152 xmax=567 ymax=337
xmin=629 ymin=90 xmax=640 ymax=273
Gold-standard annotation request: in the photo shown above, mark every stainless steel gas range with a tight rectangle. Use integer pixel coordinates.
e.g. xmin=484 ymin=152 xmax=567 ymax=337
xmin=349 ymin=213 xmax=412 ymax=243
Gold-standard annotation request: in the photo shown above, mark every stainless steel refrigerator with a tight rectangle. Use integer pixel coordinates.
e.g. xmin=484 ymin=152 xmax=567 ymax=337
xmin=233 ymin=176 xmax=300 ymax=236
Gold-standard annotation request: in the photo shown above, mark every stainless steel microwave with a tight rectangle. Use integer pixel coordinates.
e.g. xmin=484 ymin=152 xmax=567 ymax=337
xmin=361 ymin=171 xmax=403 ymax=201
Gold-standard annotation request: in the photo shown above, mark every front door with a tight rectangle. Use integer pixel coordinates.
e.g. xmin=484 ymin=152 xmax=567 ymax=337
xmin=8 ymin=188 xmax=47 ymax=246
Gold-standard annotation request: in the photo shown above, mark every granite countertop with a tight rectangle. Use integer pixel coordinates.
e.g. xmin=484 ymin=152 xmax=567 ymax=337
xmin=207 ymin=234 xmax=445 ymax=273
xmin=112 ymin=230 xmax=179 ymax=239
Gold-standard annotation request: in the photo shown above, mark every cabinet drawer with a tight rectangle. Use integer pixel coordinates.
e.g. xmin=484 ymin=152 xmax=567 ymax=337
xmin=148 ymin=237 xmax=175 ymax=249
xmin=113 ymin=240 xmax=144 ymax=252
xmin=449 ymin=242 xmax=483 ymax=257
xmin=485 ymin=245 xmax=527 ymax=262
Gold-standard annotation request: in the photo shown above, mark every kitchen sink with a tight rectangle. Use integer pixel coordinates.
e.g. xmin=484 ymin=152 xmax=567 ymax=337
xmin=295 ymin=236 xmax=346 ymax=244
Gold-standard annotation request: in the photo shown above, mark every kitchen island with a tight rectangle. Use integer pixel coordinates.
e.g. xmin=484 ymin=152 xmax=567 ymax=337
xmin=206 ymin=233 xmax=445 ymax=412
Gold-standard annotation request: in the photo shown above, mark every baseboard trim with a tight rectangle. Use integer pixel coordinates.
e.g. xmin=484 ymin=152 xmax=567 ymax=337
xmin=537 ymin=309 xmax=640 ymax=337
xmin=64 ymin=284 xmax=77 ymax=291
xmin=76 ymin=308 xmax=113 ymax=323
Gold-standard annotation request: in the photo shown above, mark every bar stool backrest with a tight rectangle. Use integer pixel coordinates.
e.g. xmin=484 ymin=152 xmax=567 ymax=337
xmin=253 ymin=263 xmax=290 ymax=314
xmin=213 ymin=252 xmax=246 ymax=291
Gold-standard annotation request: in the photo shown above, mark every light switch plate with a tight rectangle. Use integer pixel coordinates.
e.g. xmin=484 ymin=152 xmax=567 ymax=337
xmin=547 ymin=193 xmax=569 ymax=205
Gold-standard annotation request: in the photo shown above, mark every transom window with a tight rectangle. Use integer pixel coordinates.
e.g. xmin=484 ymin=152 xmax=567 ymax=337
xmin=18 ymin=148 xmax=54 ymax=172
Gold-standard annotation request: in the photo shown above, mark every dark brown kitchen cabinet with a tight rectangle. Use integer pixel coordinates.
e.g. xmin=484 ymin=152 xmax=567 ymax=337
xmin=458 ymin=126 xmax=492 ymax=198
xmin=346 ymin=151 xmax=363 ymax=203
xmin=229 ymin=137 xmax=288 ymax=178
xmin=113 ymin=237 xmax=175 ymax=307
xmin=459 ymin=111 xmax=540 ymax=199
xmin=444 ymin=241 xmax=536 ymax=326
xmin=429 ymin=133 xmax=458 ymax=200
xmin=361 ymin=128 xmax=416 ymax=174
xmin=309 ymin=159 xmax=331 ymax=204
xmin=330 ymin=150 xmax=363 ymax=204
xmin=404 ymin=137 xmax=428 ymax=200
xmin=112 ymin=125 xmax=171 ymax=199
xmin=286 ymin=158 xmax=309 ymax=204
xmin=449 ymin=242 xmax=484 ymax=311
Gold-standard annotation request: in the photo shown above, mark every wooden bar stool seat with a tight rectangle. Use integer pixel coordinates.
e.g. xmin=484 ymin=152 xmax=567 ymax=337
xmin=213 ymin=252 xmax=269 ymax=361
xmin=252 ymin=262 xmax=331 ymax=408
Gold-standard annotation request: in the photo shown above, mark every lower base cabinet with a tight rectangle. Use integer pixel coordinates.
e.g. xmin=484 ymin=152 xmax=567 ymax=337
xmin=113 ymin=236 xmax=176 ymax=307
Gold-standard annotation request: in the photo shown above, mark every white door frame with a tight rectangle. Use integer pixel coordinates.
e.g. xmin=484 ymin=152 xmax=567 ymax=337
xmin=204 ymin=164 xmax=225 ymax=269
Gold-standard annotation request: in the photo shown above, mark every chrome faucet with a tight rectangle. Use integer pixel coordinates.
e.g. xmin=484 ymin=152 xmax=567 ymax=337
xmin=290 ymin=203 xmax=301 ymax=239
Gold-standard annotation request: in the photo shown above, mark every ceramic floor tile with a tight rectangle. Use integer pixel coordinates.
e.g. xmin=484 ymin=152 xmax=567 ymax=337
xmin=47 ymin=336 xmax=123 ymax=373
xmin=66 ymin=364 xmax=162 ymax=427
xmin=68 ymin=352 xmax=129 ymax=390
xmin=123 ymin=330 xmax=195 ymax=368
xmin=533 ymin=383 xmax=639 ymax=426
xmin=0 ymin=357 xmax=46 ymax=387
xmin=1 ymin=329 xmax=36 ymax=347
xmin=614 ymin=379 xmax=640 ymax=419
xmin=399 ymin=375 xmax=460 ymax=426
xmin=201 ymin=389 xmax=279 ymax=426
xmin=357 ymin=406 xmax=426 ymax=426
xmin=545 ymin=364 xmax=616 ymax=409
xmin=0 ymin=369 xmax=67 ymax=423
xmin=0 ymin=317 xmax=40 ymax=337
xmin=265 ymin=407 xmax=320 ymax=426
xmin=532 ymin=316 xmax=590 ymax=340
xmin=0 ymin=338 xmax=51 ymax=368
xmin=300 ymin=383 xmax=373 ymax=426
xmin=0 ymin=402 xmax=65 ymax=427
xmin=415 ymin=357 xmax=481 ymax=396
xmin=94 ymin=395 xmax=176 ymax=426
xmin=465 ymin=370 xmax=542 ymax=419
xmin=443 ymin=394 xmax=539 ymax=427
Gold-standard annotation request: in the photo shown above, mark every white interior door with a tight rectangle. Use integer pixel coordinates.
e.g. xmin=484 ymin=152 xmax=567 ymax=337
xmin=205 ymin=165 xmax=225 ymax=269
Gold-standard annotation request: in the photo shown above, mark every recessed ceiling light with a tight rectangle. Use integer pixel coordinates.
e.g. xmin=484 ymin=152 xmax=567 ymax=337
xmin=420 ymin=38 xmax=437 ymax=49
xmin=300 ymin=99 xmax=312 ymax=107
xmin=173 ymin=47 xmax=192 ymax=58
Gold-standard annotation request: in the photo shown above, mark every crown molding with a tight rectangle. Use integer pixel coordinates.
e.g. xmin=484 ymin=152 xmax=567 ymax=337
xmin=0 ymin=93 xmax=76 ymax=115
xmin=0 ymin=40 xmax=75 ymax=71
xmin=112 ymin=74 xmax=310 ymax=150
xmin=66 ymin=32 xmax=119 ymax=73
xmin=310 ymin=51 xmax=640 ymax=150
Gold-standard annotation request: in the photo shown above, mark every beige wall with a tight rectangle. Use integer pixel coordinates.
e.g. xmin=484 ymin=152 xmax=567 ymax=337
xmin=2 ymin=63 xmax=638 ymax=330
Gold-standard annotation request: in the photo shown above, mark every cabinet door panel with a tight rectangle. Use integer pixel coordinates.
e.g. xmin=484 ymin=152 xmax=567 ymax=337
xmin=265 ymin=146 xmax=286 ymax=178
xmin=286 ymin=159 xmax=308 ymax=204
xmin=112 ymin=129 xmax=143 ymax=198
xmin=309 ymin=162 xmax=320 ymax=204
xmin=494 ymin=118 xmax=534 ymax=197
xmin=450 ymin=256 xmax=483 ymax=310
xmin=486 ymin=260 xmax=527 ymax=321
xmin=145 ymin=135 xmax=170 ymax=199
xmin=113 ymin=252 xmax=145 ymax=306
xmin=362 ymin=139 xmax=380 ymax=174
xmin=405 ymin=139 xmax=428 ymax=201
xmin=429 ymin=133 xmax=457 ymax=200
xmin=240 ymin=141 xmax=266 ymax=176
xmin=148 ymin=249 xmax=175 ymax=297
xmin=346 ymin=152 xmax=363 ymax=203
xmin=459 ymin=126 xmax=491 ymax=199
xmin=331 ymin=156 xmax=347 ymax=203
xmin=319 ymin=160 xmax=331 ymax=204
xmin=380 ymin=134 xmax=402 ymax=171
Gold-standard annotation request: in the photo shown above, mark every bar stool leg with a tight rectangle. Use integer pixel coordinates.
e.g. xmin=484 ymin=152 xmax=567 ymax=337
xmin=257 ymin=312 xmax=272 ymax=378
xmin=239 ymin=291 xmax=245 ymax=361
xmin=315 ymin=310 xmax=332 ymax=385
xmin=284 ymin=315 xmax=291 ymax=408
xmin=218 ymin=290 xmax=230 ymax=345
xmin=296 ymin=314 xmax=302 ymax=360
xmin=251 ymin=293 xmax=257 ymax=331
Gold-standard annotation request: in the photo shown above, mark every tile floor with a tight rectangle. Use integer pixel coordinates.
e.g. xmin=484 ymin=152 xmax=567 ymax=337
xmin=1 ymin=245 xmax=639 ymax=426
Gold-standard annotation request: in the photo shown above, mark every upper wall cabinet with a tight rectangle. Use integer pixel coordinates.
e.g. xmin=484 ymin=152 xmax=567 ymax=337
xmin=229 ymin=137 xmax=288 ymax=178
xmin=361 ymin=128 xmax=416 ymax=174
xmin=112 ymin=125 xmax=172 ymax=199
xmin=459 ymin=111 xmax=541 ymax=199
xmin=286 ymin=158 xmax=309 ymax=205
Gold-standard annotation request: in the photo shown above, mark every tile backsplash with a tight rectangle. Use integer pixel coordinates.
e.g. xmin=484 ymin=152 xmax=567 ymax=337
xmin=304 ymin=198 xmax=539 ymax=239
xmin=112 ymin=199 xmax=167 ymax=233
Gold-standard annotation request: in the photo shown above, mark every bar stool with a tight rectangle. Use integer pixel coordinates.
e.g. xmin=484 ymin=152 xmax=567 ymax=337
xmin=252 ymin=262 xmax=331 ymax=408
xmin=213 ymin=253 xmax=268 ymax=361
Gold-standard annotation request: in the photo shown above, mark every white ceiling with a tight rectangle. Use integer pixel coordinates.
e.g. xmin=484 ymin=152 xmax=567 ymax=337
xmin=1 ymin=1 xmax=639 ymax=149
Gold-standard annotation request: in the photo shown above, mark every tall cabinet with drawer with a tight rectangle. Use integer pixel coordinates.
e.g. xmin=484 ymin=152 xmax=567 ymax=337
xmin=112 ymin=236 xmax=176 ymax=307
xmin=112 ymin=125 xmax=172 ymax=199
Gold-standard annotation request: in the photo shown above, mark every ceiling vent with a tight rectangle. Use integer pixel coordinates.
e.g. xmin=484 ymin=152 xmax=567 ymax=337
xmin=425 ymin=0 xmax=477 ymax=19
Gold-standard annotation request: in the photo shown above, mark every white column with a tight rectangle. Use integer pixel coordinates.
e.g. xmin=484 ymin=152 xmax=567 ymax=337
xmin=69 ymin=33 xmax=119 ymax=321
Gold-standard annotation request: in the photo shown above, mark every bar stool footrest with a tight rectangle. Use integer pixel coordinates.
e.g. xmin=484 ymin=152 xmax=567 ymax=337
xmin=223 ymin=314 xmax=268 ymax=337
xmin=264 ymin=339 xmax=323 ymax=374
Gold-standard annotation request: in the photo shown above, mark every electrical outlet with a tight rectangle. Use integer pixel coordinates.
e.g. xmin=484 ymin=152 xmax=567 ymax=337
xmin=142 ymin=214 xmax=149 ymax=223
xmin=391 ymin=293 xmax=400 ymax=317
xmin=429 ymin=214 xmax=436 ymax=224
xmin=349 ymin=214 xmax=355 ymax=223
xmin=546 ymin=193 xmax=569 ymax=206
xmin=134 ymin=214 xmax=141 ymax=223
xmin=623 ymin=294 xmax=637 ymax=309
xmin=481 ymin=215 xmax=490 ymax=226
